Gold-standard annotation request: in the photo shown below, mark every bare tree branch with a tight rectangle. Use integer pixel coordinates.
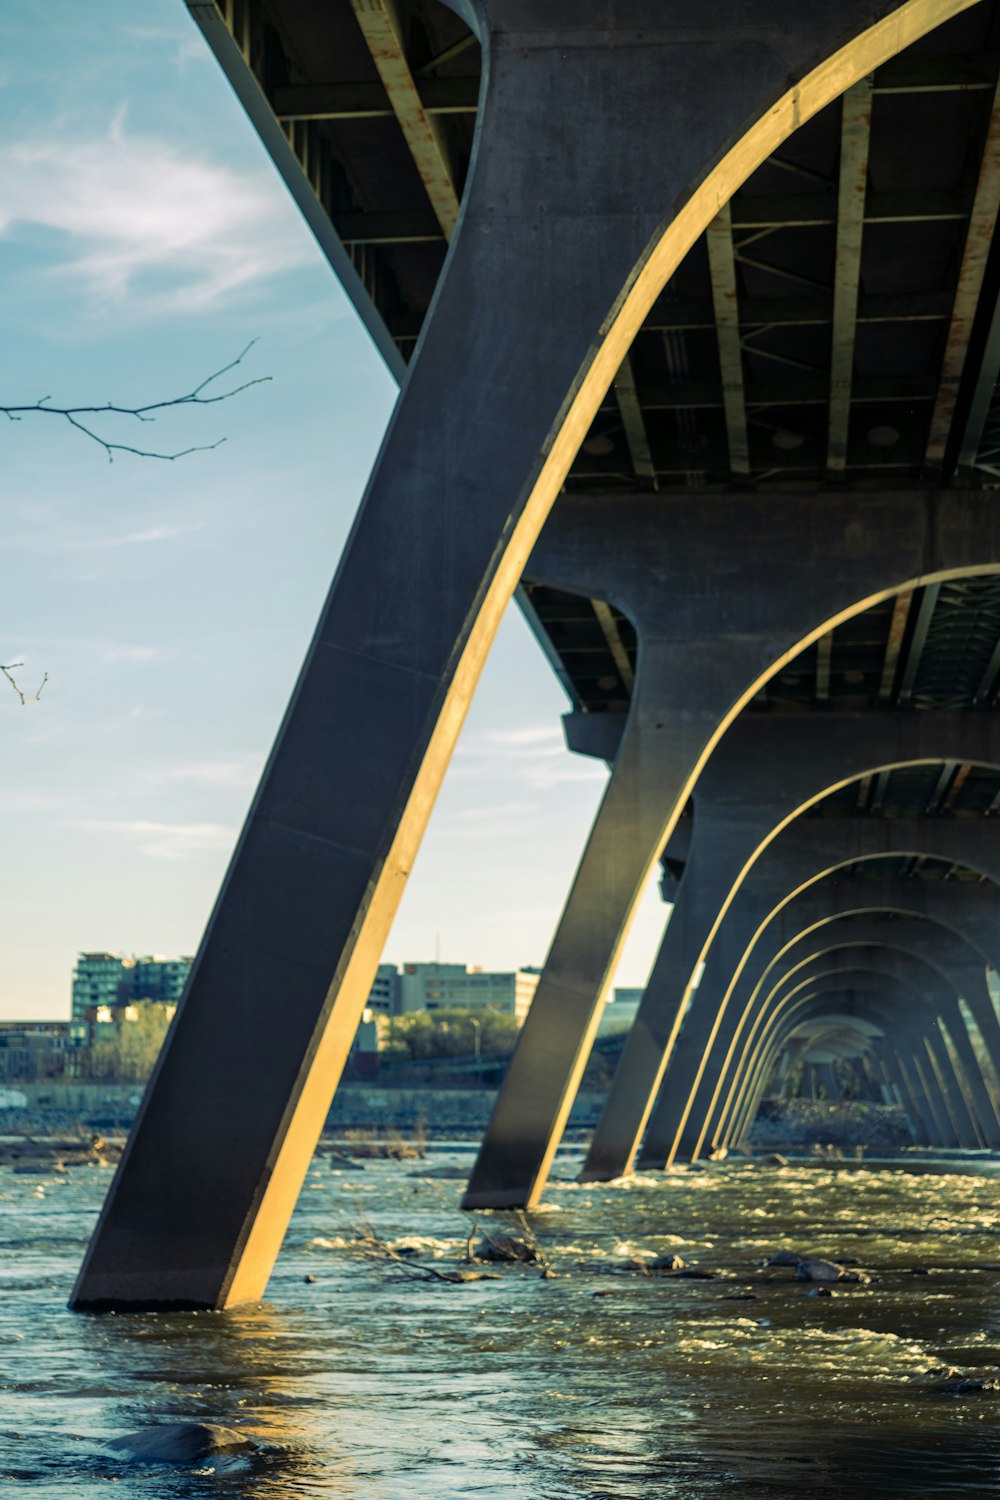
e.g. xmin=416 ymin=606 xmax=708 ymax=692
xmin=1 ymin=664 xmax=47 ymax=706
xmin=1 ymin=341 xmax=270 ymax=463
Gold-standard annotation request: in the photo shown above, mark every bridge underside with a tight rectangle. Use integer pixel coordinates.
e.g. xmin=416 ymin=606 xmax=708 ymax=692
xmin=73 ymin=0 xmax=1000 ymax=1310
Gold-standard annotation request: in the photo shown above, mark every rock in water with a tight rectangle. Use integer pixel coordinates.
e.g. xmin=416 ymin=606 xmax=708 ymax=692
xmin=795 ymin=1259 xmax=844 ymax=1283
xmin=648 ymin=1253 xmax=685 ymax=1272
xmin=768 ymin=1250 xmax=803 ymax=1268
xmin=108 ymin=1423 xmax=256 ymax=1465
xmin=474 ymin=1234 xmax=538 ymax=1264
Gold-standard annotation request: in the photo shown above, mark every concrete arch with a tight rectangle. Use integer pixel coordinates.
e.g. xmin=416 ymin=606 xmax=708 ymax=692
xmin=719 ymin=935 xmax=984 ymax=1138
xmin=729 ymin=953 xmax=990 ymax=1148
xmin=745 ymin=984 xmax=975 ymax=1151
xmin=704 ymin=900 xmax=1000 ymax=1152
xmin=734 ymin=978 xmax=969 ymax=1148
xmin=746 ymin=990 xmax=941 ymax=1140
xmin=743 ymin=989 xmax=939 ymax=1145
xmin=474 ymin=531 xmax=1000 ymax=1208
xmin=588 ymin=727 xmax=1000 ymax=1180
xmin=752 ymin=935 xmax=996 ymax=1131
xmin=676 ymin=836 xmax=1000 ymax=1156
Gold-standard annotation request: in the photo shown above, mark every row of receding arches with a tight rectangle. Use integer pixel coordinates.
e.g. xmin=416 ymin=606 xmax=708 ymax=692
xmin=74 ymin=0 xmax=999 ymax=1310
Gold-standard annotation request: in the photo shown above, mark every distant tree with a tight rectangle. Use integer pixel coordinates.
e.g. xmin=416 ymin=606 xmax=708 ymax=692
xmin=384 ymin=1006 xmax=520 ymax=1062
xmin=85 ymin=1002 xmax=175 ymax=1083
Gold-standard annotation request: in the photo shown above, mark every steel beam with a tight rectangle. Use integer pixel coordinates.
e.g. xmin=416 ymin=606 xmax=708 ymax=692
xmin=613 ymin=354 xmax=659 ymax=489
xmin=828 ymin=77 xmax=873 ymax=474
xmin=897 ymin=583 xmax=942 ymax=703
xmin=878 ymin=589 xmax=914 ymax=700
xmin=348 ymin=0 xmax=461 ymax=240
xmin=272 ymin=76 xmax=479 ymax=121
xmin=590 ymin=601 xmax=635 ymax=695
xmin=925 ymin=76 xmax=1000 ymax=467
xmin=707 ymin=204 xmax=750 ymax=474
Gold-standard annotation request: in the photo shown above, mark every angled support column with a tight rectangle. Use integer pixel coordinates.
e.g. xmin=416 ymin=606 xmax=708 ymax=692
xmin=582 ymin=712 xmax=1000 ymax=1180
xmin=878 ymin=1046 xmax=932 ymax=1144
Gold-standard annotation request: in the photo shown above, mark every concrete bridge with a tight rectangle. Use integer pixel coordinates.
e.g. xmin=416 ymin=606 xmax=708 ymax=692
xmin=73 ymin=0 xmax=1000 ymax=1309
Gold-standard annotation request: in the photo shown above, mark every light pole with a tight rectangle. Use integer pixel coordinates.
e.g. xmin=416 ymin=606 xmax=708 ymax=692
xmin=470 ymin=1017 xmax=481 ymax=1084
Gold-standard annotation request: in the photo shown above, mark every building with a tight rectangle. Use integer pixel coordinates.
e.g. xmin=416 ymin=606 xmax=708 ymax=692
xmin=71 ymin=953 xmax=130 ymax=1022
xmin=72 ymin=953 xmax=192 ymax=1023
xmin=598 ymin=988 xmax=644 ymax=1038
xmin=364 ymin=963 xmax=401 ymax=1016
xmin=393 ymin=962 xmax=540 ymax=1024
xmin=0 ymin=1021 xmax=88 ymax=1082
xmin=132 ymin=958 xmax=191 ymax=1005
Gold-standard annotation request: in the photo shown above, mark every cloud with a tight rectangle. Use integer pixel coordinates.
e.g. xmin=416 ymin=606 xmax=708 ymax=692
xmin=79 ymin=818 xmax=234 ymax=860
xmin=124 ymin=26 xmax=208 ymax=70
xmin=142 ymin=759 xmax=259 ymax=791
xmin=99 ymin=644 xmax=158 ymax=664
xmin=485 ymin=726 xmax=565 ymax=750
xmin=451 ymin=721 xmax=607 ymax=791
xmin=80 ymin=522 xmax=207 ymax=550
xmin=0 ymin=117 xmax=314 ymax=313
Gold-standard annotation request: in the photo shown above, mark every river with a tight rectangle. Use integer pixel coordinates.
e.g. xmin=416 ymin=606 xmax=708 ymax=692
xmin=2 ymin=1146 xmax=999 ymax=1497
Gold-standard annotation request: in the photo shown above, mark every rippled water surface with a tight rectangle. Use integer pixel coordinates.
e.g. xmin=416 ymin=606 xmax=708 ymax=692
xmin=3 ymin=1148 xmax=1000 ymax=1497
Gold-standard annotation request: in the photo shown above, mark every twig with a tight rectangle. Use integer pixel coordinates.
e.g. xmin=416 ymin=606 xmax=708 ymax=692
xmin=1 ymin=664 xmax=47 ymax=706
xmin=354 ymin=1212 xmax=498 ymax=1283
xmin=1 ymin=342 xmax=271 ymax=463
xmin=513 ymin=1209 xmax=549 ymax=1267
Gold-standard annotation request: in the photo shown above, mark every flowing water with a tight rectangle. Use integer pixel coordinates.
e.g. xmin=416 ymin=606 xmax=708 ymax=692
xmin=2 ymin=1146 xmax=1000 ymax=1497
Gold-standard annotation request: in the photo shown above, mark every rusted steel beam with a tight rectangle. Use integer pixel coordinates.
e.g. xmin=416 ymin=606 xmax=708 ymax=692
xmin=348 ymin=0 xmax=460 ymax=240
xmin=590 ymin=601 xmax=635 ymax=696
xmin=878 ymin=589 xmax=914 ymax=701
xmin=942 ymin=762 xmax=973 ymax=810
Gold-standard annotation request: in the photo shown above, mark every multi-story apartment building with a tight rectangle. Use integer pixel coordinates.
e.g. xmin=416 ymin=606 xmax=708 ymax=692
xmin=72 ymin=953 xmax=193 ymax=1022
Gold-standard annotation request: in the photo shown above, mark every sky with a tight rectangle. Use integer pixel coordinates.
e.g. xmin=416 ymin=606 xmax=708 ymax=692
xmin=0 ymin=0 xmax=667 ymax=1020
